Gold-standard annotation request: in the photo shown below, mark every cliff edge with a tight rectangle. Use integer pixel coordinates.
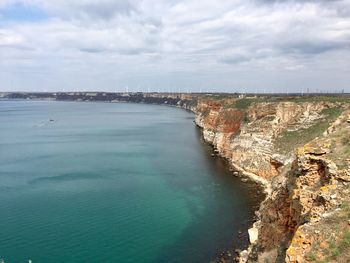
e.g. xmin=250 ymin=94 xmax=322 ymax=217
xmin=193 ymin=95 xmax=350 ymax=263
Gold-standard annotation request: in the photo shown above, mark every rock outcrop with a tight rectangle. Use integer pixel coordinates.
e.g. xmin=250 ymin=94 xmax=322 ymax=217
xmin=194 ymin=97 xmax=345 ymax=182
xmin=241 ymin=110 xmax=350 ymax=263
xmin=192 ymin=96 xmax=350 ymax=262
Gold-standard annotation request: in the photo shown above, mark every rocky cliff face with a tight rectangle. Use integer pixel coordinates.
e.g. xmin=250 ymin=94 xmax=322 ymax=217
xmin=194 ymin=98 xmax=344 ymax=181
xmin=244 ymin=136 xmax=350 ymax=262
xmin=193 ymin=96 xmax=350 ymax=263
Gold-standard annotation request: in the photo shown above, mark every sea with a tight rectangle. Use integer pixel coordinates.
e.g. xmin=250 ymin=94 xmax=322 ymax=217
xmin=0 ymin=100 xmax=261 ymax=263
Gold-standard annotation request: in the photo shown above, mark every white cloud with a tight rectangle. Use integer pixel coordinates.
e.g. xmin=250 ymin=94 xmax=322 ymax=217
xmin=0 ymin=29 xmax=24 ymax=45
xmin=0 ymin=0 xmax=349 ymax=92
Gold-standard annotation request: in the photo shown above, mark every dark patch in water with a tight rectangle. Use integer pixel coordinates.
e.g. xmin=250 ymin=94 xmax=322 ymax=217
xmin=29 ymin=172 xmax=110 ymax=184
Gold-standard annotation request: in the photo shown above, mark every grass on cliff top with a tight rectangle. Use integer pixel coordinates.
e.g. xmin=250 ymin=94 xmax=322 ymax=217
xmin=287 ymin=96 xmax=350 ymax=104
xmin=261 ymin=95 xmax=350 ymax=104
xmin=201 ymin=94 xmax=350 ymax=104
xmin=326 ymin=122 xmax=350 ymax=169
xmin=306 ymin=202 xmax=350 ymax=263
xmin=274 ymin=108 xmax=343 ymax=154
xmin=224 ymin=98 xmax=259 ymax=109
xmin=201 ymin=94 xmax=238 ymax=100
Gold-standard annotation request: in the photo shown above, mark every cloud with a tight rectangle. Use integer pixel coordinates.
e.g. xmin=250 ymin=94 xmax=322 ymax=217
xmin=38 ymin=0 xmax=139 ymax=19
xmin=0 ymin=29 xmax=24 ymax=45
xmin=0 ymin=0 xmax=349 ymax=92
xmin=220 ymin=55 xmax=251 ymax=64
xmin=281 ymin=40 xmax=348 ymax=55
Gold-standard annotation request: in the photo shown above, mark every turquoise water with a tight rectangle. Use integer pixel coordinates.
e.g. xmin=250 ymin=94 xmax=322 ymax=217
xmin=0 ymin=100 xmax=261 ymax=263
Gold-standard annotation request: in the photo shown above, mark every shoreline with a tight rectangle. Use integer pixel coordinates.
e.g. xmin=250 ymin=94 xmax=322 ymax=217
xmin=1 ymin=96 xmax=266 ymax=262
xmin=194 ymin=124 xmax=267 ymax=263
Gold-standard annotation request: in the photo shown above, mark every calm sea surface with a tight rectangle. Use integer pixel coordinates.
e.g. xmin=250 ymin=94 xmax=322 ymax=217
xmin=0 ymin=100 xmax=261 ymax=263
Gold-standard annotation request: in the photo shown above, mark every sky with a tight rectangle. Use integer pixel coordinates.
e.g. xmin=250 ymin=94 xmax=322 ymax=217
xmin=0 ymin=0 xmax=349 ymax=93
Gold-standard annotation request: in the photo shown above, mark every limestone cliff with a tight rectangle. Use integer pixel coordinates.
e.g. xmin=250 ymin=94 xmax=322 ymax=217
xmin=194 ymin=97 xmax=346 ymax=181
xmin=242 ymin=110 xmax=350 ymax=263
xmin=192 ymin=96 xmax=350 ymax=263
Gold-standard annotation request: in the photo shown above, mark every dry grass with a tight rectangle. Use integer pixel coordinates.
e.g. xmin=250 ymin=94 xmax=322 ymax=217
xmin=274 ymin=108 xmax=343 ymax=154
xmin=305 ymin=202 xmax=350 ymax=263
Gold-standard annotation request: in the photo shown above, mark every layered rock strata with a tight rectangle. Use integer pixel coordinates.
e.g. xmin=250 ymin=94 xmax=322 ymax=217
xmin=192 ymin=97 xmax=349 ymax=262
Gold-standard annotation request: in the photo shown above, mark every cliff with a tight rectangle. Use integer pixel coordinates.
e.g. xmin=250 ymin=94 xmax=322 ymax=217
xmin=195 ymin=97 xmax=346 ymax=181
xmin=192 ymin=96 xmax=350 ymax=263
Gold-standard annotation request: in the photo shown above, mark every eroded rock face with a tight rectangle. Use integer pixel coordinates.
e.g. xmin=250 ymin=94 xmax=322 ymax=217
xmin=239 ymin=143 xmax=346 ymax=263
xmin=285 ymin=147 xmax=344 ymax=263
xmin=284 ymin=114 xmax=350 ymax=263
xmin=193 ymin=97 xmax=350 ymax=263
xmin=194 ymin=98 xmax=340 ymax=180
xmin=241 ymin=110 xmax=350 ymax=263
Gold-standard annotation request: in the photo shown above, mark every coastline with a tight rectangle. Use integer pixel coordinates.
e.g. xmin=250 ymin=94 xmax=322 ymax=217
xmin=2 ymin=92 xmax=349 ymax=262
xmin=0 ymin=94 xmax=266 ymax=262
xmin=193 ymin=125 xmax=265 ymax=262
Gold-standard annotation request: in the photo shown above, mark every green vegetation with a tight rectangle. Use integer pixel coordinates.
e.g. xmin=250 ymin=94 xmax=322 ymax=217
xmin=259 ymin=95 xmax=350 ymax=104
xmin=339 ymin=231 xmax=350 ymax=253
xmin=345 ymin=147 xmax=350 ymax=158
xmin=326 ymin=203 xmax=350 ymax=260
xmin=274 ymin=108 xmax=343 ymax=154
xmin=306 ymin=251 xmax=317 ymax=261
xmin=341 ymin=134 xmax=350 ymax=157
xmin=289 ymin=96 xmax=350 ymax=104
xmin=326 ymin=230 xmax=350 ymax=261
xmin=233 ymin=98 xmax=256 ymax=109
xmin=202 ymin=108 xmax=211 ymax=118
xmin=327 ymin=122 xmax=350 ymax=169
xmin=242 ymin=112 xmax=250 ymax=123
xmin=320 ymin=107 xmax=343 ymax=119
xmin=306 ymin=241 xmax=321 ymax=261
xmin=305 ymin=202 xmax=350 ymax=262
xmin=186 ymin=98 xmax=198 ymax=108
xmin=329 ymin=239 xmax=340 ymax=258
xmin=202 ymin=94 xmax=350 ymax=104
xmin=224 ymin=98 xmax=258 ymax=109
xmin=341 ymin=136 xmax=350 ymax=145
xmin=201 ymin=94 xmax=237 ymax=100
xmin=340 ymin=202 xmax=350 ymax=217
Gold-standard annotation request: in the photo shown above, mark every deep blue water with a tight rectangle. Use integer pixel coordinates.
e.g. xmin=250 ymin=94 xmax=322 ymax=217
xmin=0 ymin=100 xmax=261 ymax=263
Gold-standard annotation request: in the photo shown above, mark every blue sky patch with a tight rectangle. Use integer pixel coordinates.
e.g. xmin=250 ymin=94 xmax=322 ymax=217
xmin=0 ymin=3 xmax=48 ymax=23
